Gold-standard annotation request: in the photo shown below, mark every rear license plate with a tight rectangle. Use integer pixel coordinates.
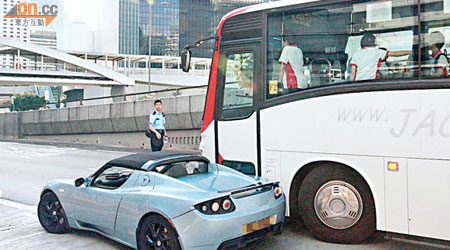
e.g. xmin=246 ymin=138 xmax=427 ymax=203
xmin=242 ymin=215 xmax=276 ymax=235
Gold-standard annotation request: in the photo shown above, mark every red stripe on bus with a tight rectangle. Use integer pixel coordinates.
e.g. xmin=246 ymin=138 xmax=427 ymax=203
xmin=218 ymin=153 xmax=224 ymax=164
xmin=201 ymin=6 xmax=252 ymax=133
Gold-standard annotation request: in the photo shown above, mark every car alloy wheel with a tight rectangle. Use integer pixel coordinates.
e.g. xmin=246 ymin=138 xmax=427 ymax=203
xmin=37 ymin=192 xmax=70 ymax=234
xmin=138 ymin=215 xmax=181 ymax=250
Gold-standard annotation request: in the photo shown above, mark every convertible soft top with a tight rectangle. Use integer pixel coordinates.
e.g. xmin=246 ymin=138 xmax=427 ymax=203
xmin=106 ymin=151 xmax=205 ymax=169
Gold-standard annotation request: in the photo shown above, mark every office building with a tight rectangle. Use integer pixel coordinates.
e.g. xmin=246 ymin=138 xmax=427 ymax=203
xmin=119 ymin=0 xmax=268 ymax=57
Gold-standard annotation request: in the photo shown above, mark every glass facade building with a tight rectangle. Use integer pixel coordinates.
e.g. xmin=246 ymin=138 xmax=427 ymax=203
xmin=180 ymin=0 xmax=268 ymax=57
xmin=119 ymin=0 xmax=139 ymax=55
xmin=119 ymin=0 xmax=269 ymax=57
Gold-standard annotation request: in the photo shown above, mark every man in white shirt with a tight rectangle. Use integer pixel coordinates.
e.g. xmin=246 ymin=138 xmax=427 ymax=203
xmin=350 ymin=33 xmax=411 ymax=81
xmin=278 ymin=37 xmax=308 ymax=90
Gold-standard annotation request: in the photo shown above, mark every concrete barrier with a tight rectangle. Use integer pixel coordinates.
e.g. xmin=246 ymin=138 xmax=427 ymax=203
xmin=88 ymin=104 xmax=114 ymax=133
xmin=2 ymin=112 xmax=18 ymax=139
xmin=0 ymin=113 xmax=5 ymax=138
xmin=190 ymin=94 xmax=205 ymax=129
xmin=110 ymin=102 xmax=138 ymax=132
xmin=69 ymin=106 xmax=92 ymax=134
xmin=38 ymin=109 xmax=53 ymax=135
xmin=51 ymin=109 xmax=72 ymax=134
xmin=134 ymin=100 xmax=152 ymax=131
xmin=2 ymin=93 xmax=206 ymax=149
xmin=173 ymin=96 xmax=194 ymax=130
xmin=20 ymin=111 xmax=41 ymax=136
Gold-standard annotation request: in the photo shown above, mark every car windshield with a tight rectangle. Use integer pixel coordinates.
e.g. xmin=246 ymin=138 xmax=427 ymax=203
xmin=152 ymin=161 xmax=208 ymax=178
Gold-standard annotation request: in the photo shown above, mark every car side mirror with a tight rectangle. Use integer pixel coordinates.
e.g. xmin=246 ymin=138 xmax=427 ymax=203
xmin=75 ymin=177 xmax=85 ymax=187
xmin=181 ymin=48 xmax=191 ymax=72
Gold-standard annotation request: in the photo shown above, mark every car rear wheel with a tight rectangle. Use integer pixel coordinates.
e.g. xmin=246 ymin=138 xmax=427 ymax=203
xmin=137 ymin=214 xmax=181 ymax=250
xmin=37 ymin=192 xmax=70 ymax=234
xmin=297 ymin=164 xmax=376 ymax=243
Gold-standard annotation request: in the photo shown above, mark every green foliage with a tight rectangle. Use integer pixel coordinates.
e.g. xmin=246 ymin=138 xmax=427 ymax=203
xmin=228 ymin=53 xmax=254 ymax=83
xmin=10 ymin=92 xmax=46 ymax=111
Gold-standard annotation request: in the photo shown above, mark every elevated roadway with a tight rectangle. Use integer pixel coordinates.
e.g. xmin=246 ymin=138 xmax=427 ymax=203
xmin=0 ymin=38 xmax=210 ymax=88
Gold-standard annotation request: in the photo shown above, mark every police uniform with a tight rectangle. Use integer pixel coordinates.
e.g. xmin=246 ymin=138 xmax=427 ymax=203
xmin=149 ymin=111 xmax=166 ymax=151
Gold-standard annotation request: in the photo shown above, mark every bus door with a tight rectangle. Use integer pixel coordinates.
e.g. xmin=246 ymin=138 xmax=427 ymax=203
xmin=215 ymin=42 xmax=261 ymax=176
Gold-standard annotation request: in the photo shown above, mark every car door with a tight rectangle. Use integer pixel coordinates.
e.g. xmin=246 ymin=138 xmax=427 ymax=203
xmin=216 ymin=42 xmax=261 ymax=176
xmin=72 ymin=166 xmax=138 ymax=230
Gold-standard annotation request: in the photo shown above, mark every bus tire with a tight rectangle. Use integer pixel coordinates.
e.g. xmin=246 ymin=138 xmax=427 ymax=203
xmin=298 ymin=164 xmax=375 ymax=244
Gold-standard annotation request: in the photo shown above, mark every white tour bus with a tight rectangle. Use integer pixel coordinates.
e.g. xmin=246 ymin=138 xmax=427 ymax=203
xmin=182 ymin=0 xmax=450 ymax=244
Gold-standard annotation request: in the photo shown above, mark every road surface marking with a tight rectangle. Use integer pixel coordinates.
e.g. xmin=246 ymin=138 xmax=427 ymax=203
xmin=0 ymin=198 xmax=36 ymax=213
xmin=0 ymin=142 xmax=77 ymax=158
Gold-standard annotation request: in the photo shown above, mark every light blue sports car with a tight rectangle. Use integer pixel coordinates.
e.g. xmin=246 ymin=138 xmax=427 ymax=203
xmin=38 ymin=151 xmax=286 ymax=250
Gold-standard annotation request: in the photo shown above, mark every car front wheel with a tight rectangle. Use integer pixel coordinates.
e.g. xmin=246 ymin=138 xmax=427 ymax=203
xmin=298 ymin=164 xmax=376 ymax=243
xmin=137 ymin=214 xmax=181 ymax=250
xmin=37 ymin=191 xmax=70 ymax=234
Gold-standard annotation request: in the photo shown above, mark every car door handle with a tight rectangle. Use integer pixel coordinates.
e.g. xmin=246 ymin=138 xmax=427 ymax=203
xmin=140 ymin=176 xmax=151 ymax=186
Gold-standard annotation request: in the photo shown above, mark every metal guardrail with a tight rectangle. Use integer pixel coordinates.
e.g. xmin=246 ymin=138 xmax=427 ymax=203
xmin=0 ymin=60 xmax=209 ymax=76
xmin=16 ymin=84 xmax=208 ymax=110
xmin=0 ymin=61 xmax=87 ymax=73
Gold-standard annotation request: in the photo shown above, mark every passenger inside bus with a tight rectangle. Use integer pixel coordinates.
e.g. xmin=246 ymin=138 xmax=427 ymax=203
xmin=349 ymin=33 xmax=412 ymax=82
xmin=426 ymin=31 xmax=449 ymax=78
xmin=266 ymin=0 xmax=419 ymax=99
xmin=277 ymin=36 xmax=308 ymax=92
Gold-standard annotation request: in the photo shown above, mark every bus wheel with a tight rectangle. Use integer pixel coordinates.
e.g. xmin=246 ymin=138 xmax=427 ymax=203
xmin=298 ymin=164 xmax=375 ymax=244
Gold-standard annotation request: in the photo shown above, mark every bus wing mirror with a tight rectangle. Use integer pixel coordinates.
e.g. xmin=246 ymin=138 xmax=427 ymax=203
xmin=181 ymin=48 xmax=191 ymax=73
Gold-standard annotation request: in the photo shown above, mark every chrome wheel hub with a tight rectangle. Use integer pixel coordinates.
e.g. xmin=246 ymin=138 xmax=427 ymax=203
xmin=314 ymin=180 xmax=363 ymax=230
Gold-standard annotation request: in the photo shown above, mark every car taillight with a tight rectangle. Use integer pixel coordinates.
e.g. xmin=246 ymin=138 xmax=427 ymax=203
xmin=211 ymin=202 xmax=220 ymax=212
xmin=274 ymin=185 xmax=283 ymax=199
xmin=195 ymin=196 xmax=235 ymax=215
xmin=222 ymin=199 xmax=231 ymax=210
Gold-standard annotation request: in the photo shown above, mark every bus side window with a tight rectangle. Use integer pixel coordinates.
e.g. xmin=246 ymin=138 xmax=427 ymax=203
xmin=266 ymin=0 xmax=419 ymax=101
xmin=420 ymin=0 xmax=450 ymax=79
xmin=346 ymin=1 xmax=418 ymax=82
xmin=221 ymin=52 xmax=255 ymax=119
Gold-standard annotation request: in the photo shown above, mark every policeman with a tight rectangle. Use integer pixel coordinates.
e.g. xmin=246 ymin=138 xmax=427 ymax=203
xmin=148 ymin=99 xmax=167 ymax=152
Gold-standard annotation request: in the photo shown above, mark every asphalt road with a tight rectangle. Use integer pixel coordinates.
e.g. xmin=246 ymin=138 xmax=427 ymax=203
xmin=0 ymin=141 xmax=129 ymax=205
xmin=0 ymin=142 xmax=441 ymax=249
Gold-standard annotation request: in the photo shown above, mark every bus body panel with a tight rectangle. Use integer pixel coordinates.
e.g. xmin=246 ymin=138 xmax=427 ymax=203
xmin=260 ymin=90 xmax=421 ymax=159
xmin=408 ymin=159 xmax=450 ymax=241
xmin=259 ymin=89 xmax=450 ymax=239
xmin=217 ymin=113 xmax=258 ymax=168
xmin=420 ymin=89 xmax=450 ymax=159
xmin=199 ymin=121 xmax=215 ymax=162
xmin=262 ymin=150 xmax=387 ymax=230
xmin=383 ymin=157 xmax=409 ymax=234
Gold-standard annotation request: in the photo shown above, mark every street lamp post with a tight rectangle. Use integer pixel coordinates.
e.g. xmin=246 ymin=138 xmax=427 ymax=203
xmin=147 ymin=0 xmax=153 ymax=92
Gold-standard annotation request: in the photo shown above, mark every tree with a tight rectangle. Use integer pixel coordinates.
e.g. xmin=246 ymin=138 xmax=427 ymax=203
xmin=10 ymin=92 xmax=46 ymax=111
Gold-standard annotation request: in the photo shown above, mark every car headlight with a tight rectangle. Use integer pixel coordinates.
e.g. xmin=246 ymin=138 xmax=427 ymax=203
xmin=195 ymin=196 xmax=236 ymax=215
xmin=274 ymin=184 xmax=283 ymax=199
